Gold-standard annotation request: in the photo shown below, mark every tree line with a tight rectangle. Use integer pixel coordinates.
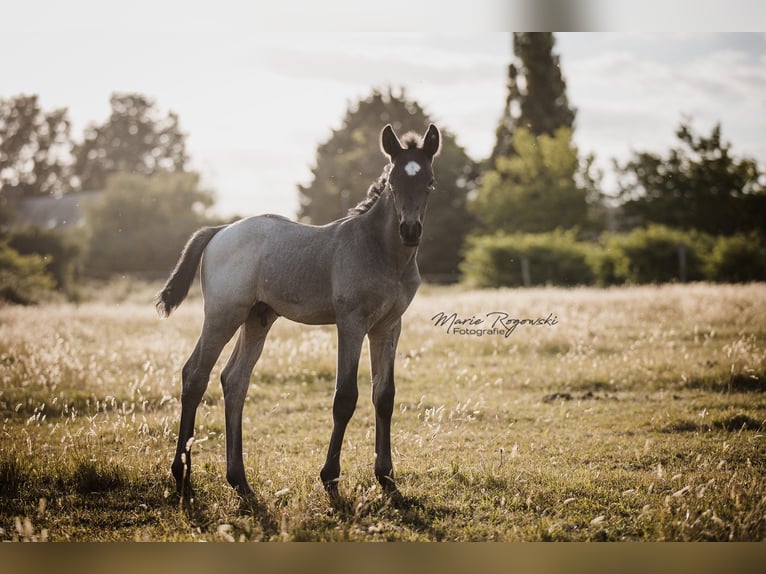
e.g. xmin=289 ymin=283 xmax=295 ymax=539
xmin=1 ymin=33 xmax=765 ymax=303
xmin=299 ymin=33 xmax=765 ymax=284
xmin=0 ymin=93 xmax=215 ymax=302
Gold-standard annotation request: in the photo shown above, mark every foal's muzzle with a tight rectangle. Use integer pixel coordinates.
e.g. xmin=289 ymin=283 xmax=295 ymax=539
xmin=399 ymin=220 xmax=422 ymax=246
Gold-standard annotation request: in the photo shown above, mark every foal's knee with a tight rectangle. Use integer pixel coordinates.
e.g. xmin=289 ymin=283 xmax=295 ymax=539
xmin=373 ymin=383 xmax=395 ymax=419
xmin=332 ymin=386 xmax=358 ymax=424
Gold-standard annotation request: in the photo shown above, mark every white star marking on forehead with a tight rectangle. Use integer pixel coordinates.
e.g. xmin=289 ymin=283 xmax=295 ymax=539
xmin=404 ymin=161 xmax=421 ymax=177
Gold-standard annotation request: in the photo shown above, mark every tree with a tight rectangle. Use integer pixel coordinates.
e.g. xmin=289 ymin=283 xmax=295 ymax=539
xmin=73 ymin=93 xmax=188 ymax=191
xmin=614 ymin=121 xmax=766 ymax=235
xmin=472 ymin=127 xmax=588 ymax=233
xmin=490 ymin=33 xmax=576 ymax=163
xmin=298 ymin=88 xmax=478 ymax=280
xmin=85 ymin=172 xmax=215 ymax=274
xmin=0 ymin=94 xmax=72 ymax=200
xmin=477 ymin=34 xmax=592 ymax=236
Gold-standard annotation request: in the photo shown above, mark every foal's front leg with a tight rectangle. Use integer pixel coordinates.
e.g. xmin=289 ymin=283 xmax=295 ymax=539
xmin=369 ymin=319 xmax=401 ymax=494
xmin=320 ymin=321 xmax=365 ymax=496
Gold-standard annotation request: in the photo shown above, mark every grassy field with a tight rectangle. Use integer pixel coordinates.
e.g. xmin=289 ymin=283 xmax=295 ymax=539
xmin=1 ymin=281 xmax=765 ymax=541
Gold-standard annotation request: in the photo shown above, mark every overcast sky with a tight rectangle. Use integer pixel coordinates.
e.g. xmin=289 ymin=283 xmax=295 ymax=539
xmin=2 ymin=4 xmax=765 ymax=218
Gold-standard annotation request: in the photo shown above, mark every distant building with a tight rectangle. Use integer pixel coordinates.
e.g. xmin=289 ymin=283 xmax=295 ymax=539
xmin=8 ymin=191 xmax=103 ymax=231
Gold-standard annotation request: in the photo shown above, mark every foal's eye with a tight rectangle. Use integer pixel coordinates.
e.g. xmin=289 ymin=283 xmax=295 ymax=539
xmin=428 ymin=179 xmax=436 ymax=191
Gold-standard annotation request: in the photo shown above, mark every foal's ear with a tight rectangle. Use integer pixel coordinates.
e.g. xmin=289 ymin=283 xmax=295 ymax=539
xmin=422 ymin=124 xmax=441 ymax=158
xmin=380 ymin=124 xmax=403 ymax=160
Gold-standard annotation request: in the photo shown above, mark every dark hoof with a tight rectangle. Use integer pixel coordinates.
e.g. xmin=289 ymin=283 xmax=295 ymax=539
xmin=235 ymin=485 xmax=256 ymax=500
xmin=173 ymin=471 xmax=193 ymax=499
xmin=382 ymin=483 xmax=402 ymax=502
xmin=378 ymin=474 xmax=399 ymax=494
xmin=176 ymin=485 xmax=193 ymax=499
xmin=323 ymin=479 xmax=340 ymax=499
xmin=227 ymin=473 xmax=254 ymax=498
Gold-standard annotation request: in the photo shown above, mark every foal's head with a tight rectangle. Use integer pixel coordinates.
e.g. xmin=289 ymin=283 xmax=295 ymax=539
xmin=380 ymin=123 xmax=441 ymax=247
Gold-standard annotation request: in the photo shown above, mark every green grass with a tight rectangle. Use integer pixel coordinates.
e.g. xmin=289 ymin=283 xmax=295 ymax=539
xmin=1 ymin=282 xmax=765 ymax=541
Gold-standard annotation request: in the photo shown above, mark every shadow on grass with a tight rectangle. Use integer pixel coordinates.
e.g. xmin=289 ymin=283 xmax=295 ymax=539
xmin=680 ymin=371 xmax=766 ymax=393
xmin=390 ymin=493 xmax=455 ymax=539
xmin=660 ymin=412 xmax=764 ymax=433
xmin=1 ymin=453 xmax=129 ymax=498
xmin=167 ymin=480 xmax=281 ymax=539
xmin=283 ymin=485 xmax=456 ymax=541
xmin=343 ymin=484 xmax=455 ymax=533
xmin=236 ymin=492 xmax=280 ymax=538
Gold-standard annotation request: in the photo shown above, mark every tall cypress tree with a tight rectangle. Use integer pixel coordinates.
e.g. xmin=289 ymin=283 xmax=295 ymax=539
xmin=478 ymin=33 xmax=595 ymax=236
xmin=490 ymin=33 xmax=576 ymax=163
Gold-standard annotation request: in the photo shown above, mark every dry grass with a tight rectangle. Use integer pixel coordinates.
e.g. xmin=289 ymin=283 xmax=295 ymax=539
xmin=1 ymin=282 xmax=764 ymax=541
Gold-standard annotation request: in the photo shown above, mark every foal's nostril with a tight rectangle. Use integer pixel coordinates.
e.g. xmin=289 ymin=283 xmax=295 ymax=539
xmin=399 ymin=221 xmax=422 ymax=245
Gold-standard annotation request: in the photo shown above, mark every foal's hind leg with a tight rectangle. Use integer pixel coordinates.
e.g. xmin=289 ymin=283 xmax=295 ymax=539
xmin=220 ymin=305 xmax=277 ymax=496
xmin=172 ymin=309 xmax=247 ymax=496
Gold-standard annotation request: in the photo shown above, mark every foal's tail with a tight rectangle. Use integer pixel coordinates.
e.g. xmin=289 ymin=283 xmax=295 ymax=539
xmin=155 ymin=225 xmax=227 ymax=318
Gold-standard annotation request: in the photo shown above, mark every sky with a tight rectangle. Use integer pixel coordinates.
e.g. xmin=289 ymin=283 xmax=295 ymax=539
xmin=2 ymin=3 xmax=766 ymax=218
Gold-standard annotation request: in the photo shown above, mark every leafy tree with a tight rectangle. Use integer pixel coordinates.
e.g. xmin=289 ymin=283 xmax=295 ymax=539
xmin=491 ymin=33 xmax=576 ymax=163
xmin=472 ymin=127 xmax=588 ymax=233
xmin=73 ymin=93 xmax=188 ymax=191
xmin=298 ymin=88 xmax=478 ymax=280
xmin=615 ymin=121 xmax=766 ymax=235
xmin=85 ymin=172 xmax=215 ymax=274
xmin=478 ymin=34 xmax=593 ymax=237
xmin=0 ymin=94 xmax=72 ymax=200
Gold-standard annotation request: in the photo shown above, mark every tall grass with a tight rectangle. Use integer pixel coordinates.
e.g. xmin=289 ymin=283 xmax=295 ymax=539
xmin=1 ymin=283 xmax=764 ymax=540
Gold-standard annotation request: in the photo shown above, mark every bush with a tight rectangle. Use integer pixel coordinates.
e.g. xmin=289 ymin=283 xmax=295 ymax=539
xmin=8 ymin=227 xmax=87 ymax=296
xmin=603 ymin=225 xmax=713 ymax=284
xmin=0 ymin=242 xmax=55 ymax=304
xmin=461 ymin=230 xmax=595 ymax=287
xmin=707 ymin=233 xmax=765 ymax=283
xmin=587 ymin=245 xmax=627 ymax=287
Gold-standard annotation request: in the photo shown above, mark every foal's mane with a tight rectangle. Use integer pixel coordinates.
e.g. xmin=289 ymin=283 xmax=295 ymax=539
xmin=348 ymin=164 xmax=391 ymax=216
xmin=348 ymin=131 xmax=422 ymax=216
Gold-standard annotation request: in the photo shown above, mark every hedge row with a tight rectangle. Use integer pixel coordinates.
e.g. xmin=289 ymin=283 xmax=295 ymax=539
xmin=0 ymin=242 xmax=55 ymax=304
xmin=8 ymin=227 xmax=87 ymax=296
xmin=461 ymin=226 xmax=765 ymax=288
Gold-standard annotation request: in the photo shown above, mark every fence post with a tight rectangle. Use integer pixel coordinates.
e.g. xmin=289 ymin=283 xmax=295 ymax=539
xmin=677 ymin=243 xmax=687 ymax=283
xmin=521 ymin=256 xmax=531 ymax=287
xmin=762 ymin=243 xmax=766 ymax=281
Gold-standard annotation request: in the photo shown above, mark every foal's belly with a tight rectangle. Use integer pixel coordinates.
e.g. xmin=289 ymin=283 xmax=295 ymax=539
xmin=257 ymin=262 xmax=336 ymax=325
xmin=268 ymin=298 xmax=336 ymax=326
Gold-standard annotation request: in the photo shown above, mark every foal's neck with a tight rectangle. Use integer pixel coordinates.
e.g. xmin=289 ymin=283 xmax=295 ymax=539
xmin=367 ymin=188 xmax=418 ymax=272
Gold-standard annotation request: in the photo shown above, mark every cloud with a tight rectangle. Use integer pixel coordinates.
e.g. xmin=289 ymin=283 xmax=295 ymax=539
xmin=254 ymin=37 xmax=506 ymax=88
xmin=566 ymin=44 xmax=766 ymax=164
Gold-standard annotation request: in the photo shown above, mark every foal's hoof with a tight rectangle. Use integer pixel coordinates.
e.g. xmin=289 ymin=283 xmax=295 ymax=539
xmin=234 ymin=485 xmax=256 ymax=500
xmin=382 ymin=480 xmax=401 ymax=499
xmin=173 ymin=474 xmax=193 ymax=499
xmin=175 ymin=485 xmax=192 ymax=499
xmin=323 ymin=479 xmax=340 ymax=499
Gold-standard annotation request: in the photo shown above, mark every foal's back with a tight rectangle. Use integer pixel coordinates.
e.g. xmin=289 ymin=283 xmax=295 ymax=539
xmin=200 ymin=215 xmax=335 ymax=324
xmin=200 ymin=213 xmax=390 ymax=326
